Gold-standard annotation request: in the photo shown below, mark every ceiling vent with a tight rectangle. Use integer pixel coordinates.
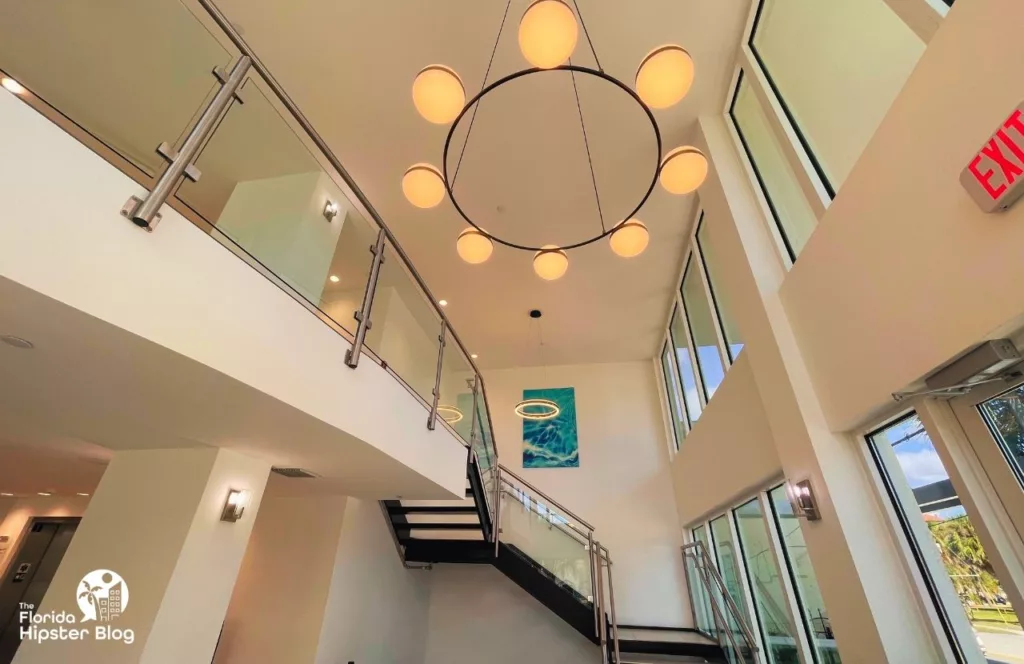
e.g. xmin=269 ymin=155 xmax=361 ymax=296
xmin=271 ymin=467 xmax=320 ymax=479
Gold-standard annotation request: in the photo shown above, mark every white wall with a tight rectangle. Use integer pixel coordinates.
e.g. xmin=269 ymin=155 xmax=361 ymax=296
xmin=0 ymin=88 xmax=465 ymax=500
xmin=214 ymin=493 xmax=348 ymax=664
xmin=670 ymin=353 xmax=782 ymax=525
xmin=217 ymin=171 xmax=345 ymax=305
xmin=0 ymin=495 xmax=91 ymax=576
xmin=315 ymin=498 xmax=431 ymax=664
xmin=423 ymin=564 xmax=597 ymax=664
xmin=14 ymin=447 xmax=271 ymax=664
xmin=485 ymin=361 xmax=689 ymax=627
xmin=779 ymin=0 xmax=1024 ymax=432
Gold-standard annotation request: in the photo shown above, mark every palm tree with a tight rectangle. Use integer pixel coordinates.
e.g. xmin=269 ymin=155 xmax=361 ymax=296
xmin=78 ymin=581 xmax=99 ymax=618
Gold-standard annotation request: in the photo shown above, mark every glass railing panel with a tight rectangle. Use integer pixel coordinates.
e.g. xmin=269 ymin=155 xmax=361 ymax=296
xmin=437 ymin=342 xmax=475 ymax=446
xmin=0 ymin=0 xmax=233 ymax=177
xmin=363 ymin=241 xmax=442 ymax=405
xmin=499 ymin=481 xmax=593 ymax=602
xmin=174 ymin=74 xmax=376 ymax=339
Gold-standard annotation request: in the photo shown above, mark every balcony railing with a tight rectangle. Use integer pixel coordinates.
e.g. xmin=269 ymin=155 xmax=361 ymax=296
xmin=0 ymin=0 xmax=499 ymax=491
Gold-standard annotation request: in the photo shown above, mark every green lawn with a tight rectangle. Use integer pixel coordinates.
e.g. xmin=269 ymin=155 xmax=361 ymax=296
xmin=969 ymin=605 xmax=1020 ymax=626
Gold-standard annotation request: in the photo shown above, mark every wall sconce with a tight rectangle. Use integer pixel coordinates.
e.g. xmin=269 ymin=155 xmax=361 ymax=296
xmin=221 ymin=489 xmax=251 ymax=522
xmin=323 ymin=200 xmax=340 ymax=222
xmin=786 ymin=479 xmax=821 ymax=521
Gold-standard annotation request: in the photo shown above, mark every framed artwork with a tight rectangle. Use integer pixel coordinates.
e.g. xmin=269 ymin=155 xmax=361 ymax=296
xmin=522 ymin=387 xmax=579 ymax=468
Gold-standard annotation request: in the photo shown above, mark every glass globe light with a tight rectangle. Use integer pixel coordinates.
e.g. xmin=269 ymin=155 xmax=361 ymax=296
xmin=533 ymin=245 xmax=568 ymax=280
xmin=402 ymin=163 xmax=446 ymax=209
xmin=519 ymin=0 xmax=578 ymax=70
xmin=457 ymin=228 xmax=494 ymax=264
xmin=412 ymin=65 xmax=465 ymax=124
xmin=609 ymin=219 xmax=649 ymax=258
xmin=659 ymin=146 xmax=708 ymax=195
xmin=635 ymin=45 xmax=694 ymax=109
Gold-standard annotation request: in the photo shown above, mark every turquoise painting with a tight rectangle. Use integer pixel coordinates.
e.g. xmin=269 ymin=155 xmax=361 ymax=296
xmin=522 ymin=387 xmax=579 ymax=468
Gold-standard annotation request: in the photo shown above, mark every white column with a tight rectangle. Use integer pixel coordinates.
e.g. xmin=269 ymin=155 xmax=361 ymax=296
xmin=13 ymin=447 xmax=270 ymax=664
xmin=213 ymin=492 xmax=348 ymax=664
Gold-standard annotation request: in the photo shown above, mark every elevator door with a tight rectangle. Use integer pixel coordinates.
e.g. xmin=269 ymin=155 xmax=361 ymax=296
xmin=0 ymin=518 xmax=79 ymax=663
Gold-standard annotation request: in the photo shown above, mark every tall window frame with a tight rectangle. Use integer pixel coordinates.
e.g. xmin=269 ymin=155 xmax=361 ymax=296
xmin=656 ymin=208 xmax=742 ymax=442
xmin=687 ymin=482 xmax=819 ymax=664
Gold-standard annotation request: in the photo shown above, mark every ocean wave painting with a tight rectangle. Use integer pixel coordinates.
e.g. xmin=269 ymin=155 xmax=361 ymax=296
xmin=523 ymin=387 xmax=579 ymax=469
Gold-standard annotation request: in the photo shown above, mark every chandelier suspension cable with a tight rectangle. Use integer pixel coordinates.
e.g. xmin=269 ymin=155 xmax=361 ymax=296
xmin=451 ymin=0 xmax=514 ymax=187
xmin=569 ymin=0 xmax=603 ymax=72
xmin=569 ymin=61 xmax=606 ymax=234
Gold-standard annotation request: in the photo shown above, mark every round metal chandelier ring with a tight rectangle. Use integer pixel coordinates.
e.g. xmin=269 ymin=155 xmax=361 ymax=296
xmin=442 ymin=64 xmax=663 ymax=253
xmin=514 ymin=397 xmax=561 ymax=421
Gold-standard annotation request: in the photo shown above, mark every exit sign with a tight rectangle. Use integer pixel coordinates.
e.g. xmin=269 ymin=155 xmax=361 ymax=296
xmin=961 ymin=103 xmax=1024 ymax=212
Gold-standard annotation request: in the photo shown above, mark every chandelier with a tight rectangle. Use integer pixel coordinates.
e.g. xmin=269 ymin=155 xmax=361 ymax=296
xmin=404 ymin=0 xmax=708 ymax=280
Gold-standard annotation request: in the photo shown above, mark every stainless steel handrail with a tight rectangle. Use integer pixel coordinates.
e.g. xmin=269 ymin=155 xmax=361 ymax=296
xmin=681 ymin=541 xmax=759 ymax=655
xmin=196 ymin=0 xmax=483 ymax=380
xmin=499 ymin=482 xmax=590 ymax=545
xmin=498 ymin=464 xmax=596 ymax=531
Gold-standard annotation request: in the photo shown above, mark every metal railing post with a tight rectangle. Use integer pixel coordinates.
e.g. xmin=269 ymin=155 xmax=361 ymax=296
xmin=493 ymin=466 xmax=502 ymax=556
xmin=125 ymin=56 xmax=251 ymax=231
xmin=595 ymin=540 xmax=609 ymax=664
xmin=345 ymin=229 xmax=386 ymax=368
xmin=589 ymin=532 xmax=599 ymax=636
xmin=468 ymin=376 xmax=480 ymax=448
xmin=602 ymin=546 xmax=620 ymax=664
xmin=427 ymin=321 xmax=447 ymax=430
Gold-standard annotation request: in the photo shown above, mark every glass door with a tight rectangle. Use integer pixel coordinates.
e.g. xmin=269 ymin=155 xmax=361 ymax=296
xmin=950 ymin=378 xmax=1024 ymax=541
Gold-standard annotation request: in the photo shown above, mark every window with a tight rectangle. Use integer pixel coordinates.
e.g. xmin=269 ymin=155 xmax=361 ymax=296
xmin=730 ymin=75 xmax=818 ymax=261
xmin=697 ymin=217 xmax=744 ymax=360
xmin=691 ymin=525 xmax=715 ymax=636
xmin=978 ymin=383 xmax=1024 ymax=489
xmin=682 ymin=258 xmax=727 ymax=400
xmin=768 ymin=486 xmax=842 ymax=664
xmin=749 ymin=0 xmax=925 ymax=192
xmin=660 ymin=341 xmax=687 ymax=451
xmin=734 ymin=499 xmax=800 ymax=663
xmin=710 ymin=515 xmax=757 ymax=656
xmin=669 ymin=305 xmax=703 ymax=424
xmin=868 ymin=413 xmax=1022 ymax=663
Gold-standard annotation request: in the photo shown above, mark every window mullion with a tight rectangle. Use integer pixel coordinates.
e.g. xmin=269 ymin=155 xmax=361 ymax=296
xmin=676 ymin=281 xmax=708 ymax=409
xmin=739 ymin=48 xmax=831 ymax=218
xmin=692 ymin=235 xmax=732 ymax=370
xmin=759 ymin=491 xmax=816 ymax=664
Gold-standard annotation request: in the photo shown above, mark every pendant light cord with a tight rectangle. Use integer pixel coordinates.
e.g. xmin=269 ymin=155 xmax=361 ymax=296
xmin=570 ymin=0 xmax=603 ymax=73
xmin=452 ymin=0 xmax=514 ymax=187
xmin=570 ymin=61 xmax=606 ymax=234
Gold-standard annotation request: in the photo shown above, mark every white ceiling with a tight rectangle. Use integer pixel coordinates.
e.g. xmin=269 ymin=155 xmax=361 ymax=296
xmin=214 ymin=0 xmax=752 ymax=368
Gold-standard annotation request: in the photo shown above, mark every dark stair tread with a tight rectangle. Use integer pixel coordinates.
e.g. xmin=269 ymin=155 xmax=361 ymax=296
xmin=395 ymin=522 xmax=482 ymax=530
xmin=389 ymin=505 xmax=479 ymax=514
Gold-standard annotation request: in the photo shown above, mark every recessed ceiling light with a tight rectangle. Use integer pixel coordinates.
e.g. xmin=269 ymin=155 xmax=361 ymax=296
xmin=0 ymin=492 xmax=13 ymax=497
xmin=0 ymin=335 xmax=34 ymax=350
xmin=329 ymin=275 xmax=340 ymax=283
xmin=1 ymin=77 xmax=26 ymax=95
xmin=438 ymin=299 xmax=448 ymax=307
xmin=76 ymin=492 xmax=90 ymax=496
xmin=471 ymin=354 xmax=479 ymax=359
xmin=37 ymin=492 xmax=52 ymax=496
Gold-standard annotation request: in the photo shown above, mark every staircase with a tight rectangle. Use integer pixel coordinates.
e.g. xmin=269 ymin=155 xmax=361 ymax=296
xmin=382 ymin=457 xmax=730 ymax=663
